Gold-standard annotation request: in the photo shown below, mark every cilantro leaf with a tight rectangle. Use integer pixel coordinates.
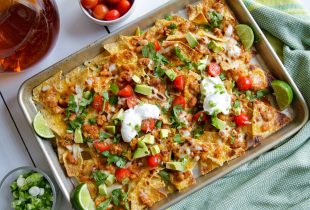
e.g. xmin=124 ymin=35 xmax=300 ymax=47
xmin=207 ymin=10 xmax=223 ymax=29
xmin=92 ymin=171 xmax=108 ymax=186
xmin=96 ymin=198 xmax=112 ymax=210
xmin=102 ymin=151 xmax=127 ymax=168
xmin=109 ymin=95 xmax=118 ymax=105
xmin=158 ymin=170 xmax=170 ymax=184
xmin=173 ymin=134 xmax=183 ymax=143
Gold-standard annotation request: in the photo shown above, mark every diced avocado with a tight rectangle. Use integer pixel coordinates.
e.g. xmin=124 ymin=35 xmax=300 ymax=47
xmin=211 ymin=116 xmax=226 ymax=130
xmin=137 ymin=140 xmax=147 ymax=149
xmin=166 ymin=162 xmax=186 ymax=172
xmin=74 ymin=128 xmax=83 ymax=143
xmin=132 ymin=75 xmax=141 ymax=84
xmin=165 ymin=69 xmax=177 ymax=81
xmin=133 ymin=147 xmax=150 ymax=159
xmin=150 ymin=145 xmax=160 ymax=155
xmin=208 ymin=40 xmax=224 ymax=53
xmin=105 ymin=174 xmax=115 ymax=186
xmin=160 ymin=129 xmax=170 ymax=138
xmin=142 ymin=134 xmax=155 ymax=144
xmin=134 ymin=85 xmax=153 ymax=96
xmin=98 ymin=184 xmax=108 ymax=196
xmin=186 ymin=32 xmax=199 ymax=48
xmin=105 ymin=126 xmax=115 ymax=134
xmin=112 ymin=109 xmax=124 ymax=120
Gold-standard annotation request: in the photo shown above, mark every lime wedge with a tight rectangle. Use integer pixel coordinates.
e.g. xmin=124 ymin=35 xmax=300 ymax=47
xmin=236 ymin=24 xmax=254 ymax=50
xmin=271 ymin=80 xmax=294 ymax=110
xmin=71 ymin=183 xmax=95 ymax=210
xmin=33 ymin=112 xmax=55 ymax=139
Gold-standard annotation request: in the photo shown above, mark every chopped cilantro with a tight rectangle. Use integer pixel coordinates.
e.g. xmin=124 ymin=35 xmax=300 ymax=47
xmin=92 ymin=171 xmax=108 ymax=186
xmin=102 ymin=151 xmax=127 ymax=168
xmin=88 ymin=118 xmax=97 ymax=125
xmin=165 ymin=15 xmax=173 ymax=21
xmin=207 ymin=10 xmax=223 ymax=29
xmin=219 ymin=72 xmax=226 ymax=81
xmin=170 ymin=105 xmax=185 ymax=128
xmin=111 ymin=189 xmax=129 ymax=210
xmin=109 ymin=95 xmax=118 ymax=105
xmin=113 ymin=134 xmax=121 ymax=144
xmin=110 ymin=83 xmax=119 ymax=95
xmin=158 ymin=170 xmax=170 ymax=184
xmin=192 ymin=126 xmax=204 ymax=138
xmin=97 ymin=198 xmax=112 ymax=210
xmin=245 ymin=90 xmax=257 ymax=101
xmin=209 ymin=101 xmax=217 ymax=107
xmin=174 ymin=134 xmax=183 ymax=143
xmin=168 ymin=23 xmax=177 ymax=29
xmin=256 ymin=89 xmax=270 ymax=98
xmin=155 ymin=120 xmax=163 ymax=128
xmin=100 ymin=130 xmax=112 ymax=140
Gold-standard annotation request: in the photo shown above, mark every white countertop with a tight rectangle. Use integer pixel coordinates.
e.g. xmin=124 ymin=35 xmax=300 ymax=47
xmin=0 ymin=0 xmax=309 ymax=209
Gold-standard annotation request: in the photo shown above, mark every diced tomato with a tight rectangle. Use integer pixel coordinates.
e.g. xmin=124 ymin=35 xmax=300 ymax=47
xmin=193 ymin=111 xmax=207 ymax=122
xmin=118 ymin=85 xmax=133 ymax=97
xmin=105 ymin=9 xmax=120 ymax=21
xmin=236 ymin=76 xmax=252 ymax=91
xmin=141 ymin=119 xmax=156 ymax=132
xmin=146 ymin=154 xmax=161 ymax=167
xmin=116 ymin=0 xmax=131 ymax=15
xmin=173 ymin=96 xmax=186 ymax=109
xmin=92 ymin=95 xmax=103 ymax=111
xmin=115 ymin=168 xmax=131 ymax=182
xmin=207 ymin=63 xmax=221 ymax=77
xmin=173 ymin=75 xmax=185 ymax=91
xmin=93 ymin=141 xmax=110 ymax=152
xmin=126 ymin=96 xmax=139 ymax=108
xmin=234 ymin=113 xmax=251 ymax=126
xmin=154 ymin=40 xmax=161 ymax=51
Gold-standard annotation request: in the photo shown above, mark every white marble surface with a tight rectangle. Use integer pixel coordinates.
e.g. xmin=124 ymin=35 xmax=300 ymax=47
xmin=0 ymin=0 xmax=309 ymax=209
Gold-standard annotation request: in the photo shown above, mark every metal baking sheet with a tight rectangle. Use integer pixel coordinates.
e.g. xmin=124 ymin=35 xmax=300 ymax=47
xmin=18 ymin=0 xmax=309 ymax=209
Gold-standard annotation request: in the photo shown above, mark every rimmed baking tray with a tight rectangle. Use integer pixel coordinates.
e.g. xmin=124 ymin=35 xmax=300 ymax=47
xmin=18 ymin=0 xmax=309 ymax=209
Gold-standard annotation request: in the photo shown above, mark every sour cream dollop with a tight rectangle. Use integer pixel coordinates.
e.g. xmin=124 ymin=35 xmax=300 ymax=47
xmin=121 ymin=104 xmax=160 ymax=142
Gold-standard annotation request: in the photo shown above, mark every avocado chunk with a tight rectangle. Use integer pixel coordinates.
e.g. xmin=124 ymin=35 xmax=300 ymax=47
xmin=137 ymin=140 xmax=147 ymax=149
xmin=186 ymin=32 xmax=199 ymax=48
xmin=132 ymin=75 xmax=141 ymax=84
xmin=98 ymin=184 xmax=108 ymax=196
xmin=150 ymin=145 xmax=160 ymax=155
xmin=208 ymin=40 xmax=224 ymax=53
xmin=142 ymin=134 xmax=155 ymax=144
xmin=160 ymin=129 xmax=170 ymax=138
xmin=105 ymin=174 xmax=115 ymax=186
xmin=105 ymin=126 xmax=115 ymax=134
xmin=74 ymin=128 xmax=83 ymax=143
xmin=211 ymin=116 xmax=226 ymax=130
xmin=166 ymin=162 xmax=186 ymax=172
xmin=112 ymin=109 xmax=124 ymax=120
xmin=133 ymin=147 xmax=150 ymax=159
xmin=165 ymin=69 xmax=177 ymax=81
xmin=134 ymin=85 xmax=153 ymax=96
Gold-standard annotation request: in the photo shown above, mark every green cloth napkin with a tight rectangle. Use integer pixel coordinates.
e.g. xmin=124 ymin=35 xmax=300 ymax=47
xmin=172 ymin=1 xmax=310 ymax=209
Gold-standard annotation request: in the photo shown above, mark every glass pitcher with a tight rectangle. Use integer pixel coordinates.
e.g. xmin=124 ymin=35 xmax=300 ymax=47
xmin=0 ymin=0 xmax=60 ymax=72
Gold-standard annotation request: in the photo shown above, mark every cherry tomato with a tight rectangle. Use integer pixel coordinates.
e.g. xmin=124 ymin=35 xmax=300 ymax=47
xmin=105 ymin=9 xmax=121 ymax=21
xmin=141 ymin=119 xmax=156 ymax=132
xmin=154 ymin=40 xmax=161 ymax=51
xmin=81 ymin=0 xmax=98 ymax=9
xmin=234 ymin=113 xmax=251 ymax=126
xmin=92 ymin=4 xmax=109 ymax=20
xmin=126 ymin=96 xmax=139 ymax=108
xmin=208 ymin=63 xmax=221 ymax=77
xmin=107 ymin=0 xmax=121 ymax=4
xmin=236 ymin=76 xmax=252 ymax=91
xmin=173 ymin=75 xmax=185 ymax=91
xmin=118 ymin=85 xmax=133 ymax=97
xmin=92 ymin=95 xmax=103 ymax=111
xmin=115 ymin=168 xmax=131 ymax=182
xmin=193 ymin=111 xmax=207 ymax=122
xmin=117 ymin=0 xmax=131 ymax=15
xmin=173 ymin=96 xmax=186 ymax=109
xmin=93 ymin=141 xmax=110 ymax=152
xmin=146 ymin=154 xmax=161 ymax=167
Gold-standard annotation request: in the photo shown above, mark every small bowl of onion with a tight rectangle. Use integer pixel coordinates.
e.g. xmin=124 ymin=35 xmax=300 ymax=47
xmin=79 ymin=0 xmax=136 ymax=26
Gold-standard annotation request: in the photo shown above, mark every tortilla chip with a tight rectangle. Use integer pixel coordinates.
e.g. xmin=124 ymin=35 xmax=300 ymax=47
xmin=170 ymin=171 xmax=196 ymax=191
xmin=40 ymin=109 xmax=66 ymax=137
xmin=65 ymin=66 xmax=89 ymax=88
xmin=104 ymin=40 xmax=127 ymax=54
xmin=55 ymin=137 xmax=66 ymax=164
xmin=63 ymin=151 xmax=83 ymax=177
xmin=187 ymin=3 xmax=208 ymax=25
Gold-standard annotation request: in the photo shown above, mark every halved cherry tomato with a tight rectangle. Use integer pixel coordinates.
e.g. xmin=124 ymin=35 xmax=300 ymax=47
xmin=154 ymin=40 xmax=161 ymax=51
xmin=173 ymin=75 xmax=185 ymax=91
xmin=117 ymin=0 xmax=131 ymax=15
xmin=92 ymin=95 xmax=103 ymax=111
xmin=193 ymin=111 xmax=207 ymax=122
xmin=115 ymin=168 xmax=131 ymax=182
xmin=81 ymin=0 xmax=98 ymax=9
xmin=236 ymin=76 xmax=252 ymax=91
xmin=208 ymin=63 xmax=221 ymax=77
xmin=234 ymin=113 xmax=251 ymax=126
xmin=146 ymin=154 xmax=161 ymax=167
xmin=118 ymin=85 xmax=133 ymax=97
xmin=92 ymin=4 xmax=109 ymax=20
xmin=141 ymin=119 xmax=156 ymax=132
xmin=107 ymin=0 xmax=121 ymax=4
xmin=126 ymin=96 xmax=139 ymax=108
xmin=105 ymin=9 xmax=120 ymax=21
xmin=173 ymin=96 xmax=186 ymax=109
xmin=93 ymin=141 xmax=110 ymax=152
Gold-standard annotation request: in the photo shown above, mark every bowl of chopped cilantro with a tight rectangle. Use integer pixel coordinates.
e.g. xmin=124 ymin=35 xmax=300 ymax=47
xmin=0 ymin=166 xmax=57 ymax=210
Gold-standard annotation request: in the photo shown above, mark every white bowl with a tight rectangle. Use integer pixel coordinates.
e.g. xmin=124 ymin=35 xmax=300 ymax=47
xmin=79 ymin=0 xmax=136 ymax=26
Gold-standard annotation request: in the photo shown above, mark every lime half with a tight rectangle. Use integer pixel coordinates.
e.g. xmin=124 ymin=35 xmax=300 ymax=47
xmin=71 ymin=183 xmax=95 ymax=210
xmin=33 ymin=112 xmax=55 ymax=139
xmin=271 ymin=80 xmax=294 ymax=110
xmin=236 ymin=24 xmax=254 ymax=50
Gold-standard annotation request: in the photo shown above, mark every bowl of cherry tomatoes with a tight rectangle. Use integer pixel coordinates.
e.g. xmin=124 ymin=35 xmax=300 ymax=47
xmin=79 ymin=0 xmax=135 ymax=26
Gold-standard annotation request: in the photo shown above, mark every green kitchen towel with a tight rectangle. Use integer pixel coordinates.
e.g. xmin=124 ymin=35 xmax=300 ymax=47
xmin=172 ymin=1 xmax=310 ymax=210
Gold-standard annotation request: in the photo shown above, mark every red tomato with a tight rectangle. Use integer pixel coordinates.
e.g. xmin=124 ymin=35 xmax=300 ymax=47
xmin=173 ymin=96 xmax=186 ymax=109
xmin=117 ymin=0 xmax=131 ymax=15
xmin=236 ymin=76 xmax=252 ymax=91
xmin=92 ymin=4 xmax=109 ymax=20
xmin=93 ymin=141 xmax=110 ymax=152
xmin=154 ymin=40 xmax=161 ymax=51
xmin=193 ymin=111 xmax=207 ymax=122
xmin=92 ymin=95 xmax=103 ymax=111
xmin=105 ymin=9 xmax=120 ymax=20
xmin=234 ymin=113 xmax=251 ymax=126
xmin=146 ymin=154 xmax=161 ymax=167
xmin=81 ymin=0 xmax=98 ymax=9
xmin=173 ymin=75 xmax=185 ymax=91
xmin=115 ymin=168 xmax=131 ymax=182
xmin=141 ymin=119 xmax=156 ymax=132
xmin=126 ymin=96 xmax=139 ymax=108
xmin=208 ymin=63 xmax=221 ymax=77
xmin=107 ymin=0 xmax=121 ymax=4
xmin=118 ymin=85 xmax=133 ymax=97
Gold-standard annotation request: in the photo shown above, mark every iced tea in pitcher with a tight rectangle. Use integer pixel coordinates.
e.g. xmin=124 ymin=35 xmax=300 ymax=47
xmin=0 ymin=0 xmax=59 ymax=72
